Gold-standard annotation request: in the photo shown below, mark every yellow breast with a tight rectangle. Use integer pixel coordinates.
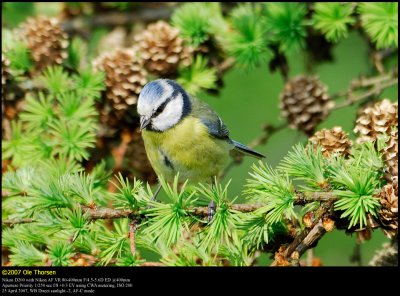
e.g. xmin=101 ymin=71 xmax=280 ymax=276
xmin=141 ymin=116 xmax=231 ymax=183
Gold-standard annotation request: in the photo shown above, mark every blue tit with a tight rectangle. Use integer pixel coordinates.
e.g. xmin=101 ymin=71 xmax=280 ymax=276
xmin=137 ymin=79 xmax=265 ymax=185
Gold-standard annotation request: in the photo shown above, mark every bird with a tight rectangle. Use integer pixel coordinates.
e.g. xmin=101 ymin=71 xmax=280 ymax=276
xmin=137 ymin=79 xmax=265 ymax=220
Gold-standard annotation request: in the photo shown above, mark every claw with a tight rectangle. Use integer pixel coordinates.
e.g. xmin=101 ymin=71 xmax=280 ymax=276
xmin=207 ymin=200 xmax=216 ymax=223
xmin=146 ymin=184 xmax=162 ymax=210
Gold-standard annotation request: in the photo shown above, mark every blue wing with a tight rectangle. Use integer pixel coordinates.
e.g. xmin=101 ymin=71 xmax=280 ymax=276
xmin=190 ymin=96 xmax=265 ymax=159
xmin=190 ymin=96 xmax=230 ymax=140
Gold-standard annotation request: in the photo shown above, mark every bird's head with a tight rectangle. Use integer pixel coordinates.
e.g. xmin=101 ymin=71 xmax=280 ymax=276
xmin=137 ymin=79 xmax=191 ymax=132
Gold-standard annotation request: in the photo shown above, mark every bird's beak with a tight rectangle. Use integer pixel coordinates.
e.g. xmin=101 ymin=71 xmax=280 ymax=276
xmin=140 ymin=116 xmax=151 ymax=130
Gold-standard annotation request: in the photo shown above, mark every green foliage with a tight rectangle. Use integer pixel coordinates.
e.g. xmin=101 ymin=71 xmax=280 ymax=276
xmin=358 ymin=2 xmax=398 ymax=49
xmin=2 ymin=3 xmax=395 ymax=266
xmin=156 ymin=237 xmax=218 ymax=266
xmin=57 ymin=91 xmax=97 ymax=123
xmin=20 ymin=93 xmax=56 ymax=131
xmin=3 ymin=66 xmax=99 ymax=165
xmin=196 ymin=181 xmax=240 ymax=250
xmin=3 ymin=40 xmax=33 ymax=73
xmin=326 ymin=139 xmax=385 ymax=230
xmin=48 ymin=242 xmax=74 ymax=266
xmin=224 ymin=3 xmax=271 ymax=70
xmin=116 ymin=253 xmax=145 ymax=267
xmin=72 ymin=68 xmax=105 ymax=100
xmin=49 ymin=118 xmax=96 ymax=161
xmin=39 ymin=66 xmax=72 ymax=95
xmin=312 ymin=2 xmax=356 ymax=42
xmin=239 ymin=213 xmax=287 ymax=249
xmin=66 ymin=37 xmax=87 ymax=70
xmin=112 ymin=173 xmax=143 ymax=211
xmin=97 ymin=219 xmax=131 ymax=266
xmin=246 ymin=162 xmax=296 ymax=225
xmin=177 ymin=55 xmax=217 ymax=95
xmin=142 ymin=175 xmax=197 ymax=247
xmin=278 ymin=144 xmax=328 ymax=189
xmin=172 ymin=2 xmax=224 ymax=47
xmin=264 ymin=2 xmax=307 ymax=52
xmin=329 ymin=158 xmax=380 ymax=229
xmin=2 ymin=2 xmax=34 ymax=27
xmin=2 ymin=121 xmax=27 ymax=166
xmin=218 ymin=237 xmax=253 ymax=266
xmin=2 ymin=136 xmax=390 ymax=266
xmin=9 ymin=241 xmax=46 ymax=266
xmin=350 ymin=138 xmax=385 ymax=175
xmin=247 ymin=161 xmax=294 ymax=200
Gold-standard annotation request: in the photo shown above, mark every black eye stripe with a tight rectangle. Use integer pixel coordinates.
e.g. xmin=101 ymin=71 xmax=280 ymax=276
xmin=153 ymin=97 xmax=172 ymax=117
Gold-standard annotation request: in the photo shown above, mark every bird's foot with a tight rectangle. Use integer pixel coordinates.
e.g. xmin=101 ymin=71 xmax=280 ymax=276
xmin=207 ymin=200 xmax=216 ymax=223
xmin=146 ymin=184 xmax=162 ymax=210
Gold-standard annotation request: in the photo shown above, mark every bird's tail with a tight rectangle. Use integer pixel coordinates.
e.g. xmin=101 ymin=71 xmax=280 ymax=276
xmin=231 ymin=140 xmax=265 ymax=159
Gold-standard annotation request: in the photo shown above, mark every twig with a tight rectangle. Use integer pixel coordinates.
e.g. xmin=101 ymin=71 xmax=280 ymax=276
xmin=248 ymin=123 xmax=287 ymax=149
xmin=330 ymin=70 xmax=398 ymax=110
xmin=350 ymin=242 xmax=362 ymax=266
xmin=129 ymin=220 xmax=137 ymax=257
xmin=2 ymin=218 xmax=34 ymax=226
xmin=216 ymin=57 xmax=236 ymax=76
xmin=2 ymin=192 xmax=338 ymax=226
xmin=61 ymin=8 xmax=174 ymax=34
xmin=306 ymin=249 xmax=314 ymax=267
xmin=332 ymin=78 xmax=398 ymax=110
xmin=83 ymin=207 xmax=135 ymax=221
xmin=191 ymin=203 xmax=265 ymax=216
xmin=372 ymin=48 xmax=397 ymax=74
xmin=271 ymin=200 xmax=334 ymax=266
xmin=294 ymin=220 xmax=326 ymax=258
xmin=140 ymin=262 xmax=166 ymax=267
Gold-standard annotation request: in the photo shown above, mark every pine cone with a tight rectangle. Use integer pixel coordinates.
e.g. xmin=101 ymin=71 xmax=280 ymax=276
xmin=309 ymin=126 xmax=352 ymax=157
xmin=354 ymin=99 xmax=398 ymax=144
xmin=280 ymin=75 xmax=334 ymax=136
xmin=93 ymin=48 xmax=147 ymax=117
xmin=382 ymin=128 xmax=398 ymax=183
xmin=369 ymin=236 xmax=398 ymax=266
xmin=2 ymin=54 xmax=11 ymax=91
xmin=134 ymin=20 xmax=193 ymax=76
xmin=377 ymin=181 xmax=398 ymax=238
xmin=124 ymin=128 xmax=157 ymax=184
xmin=19 ymin=16 xmax=68 ymax=71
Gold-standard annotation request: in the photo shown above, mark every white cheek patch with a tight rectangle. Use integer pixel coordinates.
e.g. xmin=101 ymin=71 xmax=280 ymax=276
xmin=152 ymin=93 xmax=184 ymax=131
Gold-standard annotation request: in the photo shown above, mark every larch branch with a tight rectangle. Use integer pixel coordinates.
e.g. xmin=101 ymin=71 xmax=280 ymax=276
xmin=2 ymin=192 xmax=338 ymax=226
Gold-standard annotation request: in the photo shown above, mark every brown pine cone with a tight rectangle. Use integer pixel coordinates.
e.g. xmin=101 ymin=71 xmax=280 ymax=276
xmin=2 ymin=54 xmax=12 ymax=105
xmin=2 ymin=54 xmax=11 ymax=91
xmin=377 ymin=181 xmax=398 ymax=238
xmin=354 ymin=99 xmax=398 ymax=144
xmin=309 ymin=126 xmax=352 ymax=157
xmin=382 ymin=128 xmax=398 ymax=183
xmin=280 ymin=75 xmax=334 ymax=136
xmin=19 ymin=16 xmax=68 ymax=71
xmin=368 ymin=236 xmax=398 ymax=266
xmin=134 ymin=20 xmax=193 ymax=76
xmin=93 ymin=48 xmax=147 ymax=118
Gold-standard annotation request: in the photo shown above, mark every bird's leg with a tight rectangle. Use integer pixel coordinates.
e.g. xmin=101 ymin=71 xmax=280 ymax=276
xmin=207 ymin=177 xmax=216 ymax=223
xmin=151 ymin=184 xmax=162 ymax=202
xmin=146 ymin=184 xmax=162 ymax=209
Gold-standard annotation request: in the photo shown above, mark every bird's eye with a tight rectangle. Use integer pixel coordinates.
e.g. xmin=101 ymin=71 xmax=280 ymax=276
xmin=153 ymin=100 xmax=168 ymax=117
